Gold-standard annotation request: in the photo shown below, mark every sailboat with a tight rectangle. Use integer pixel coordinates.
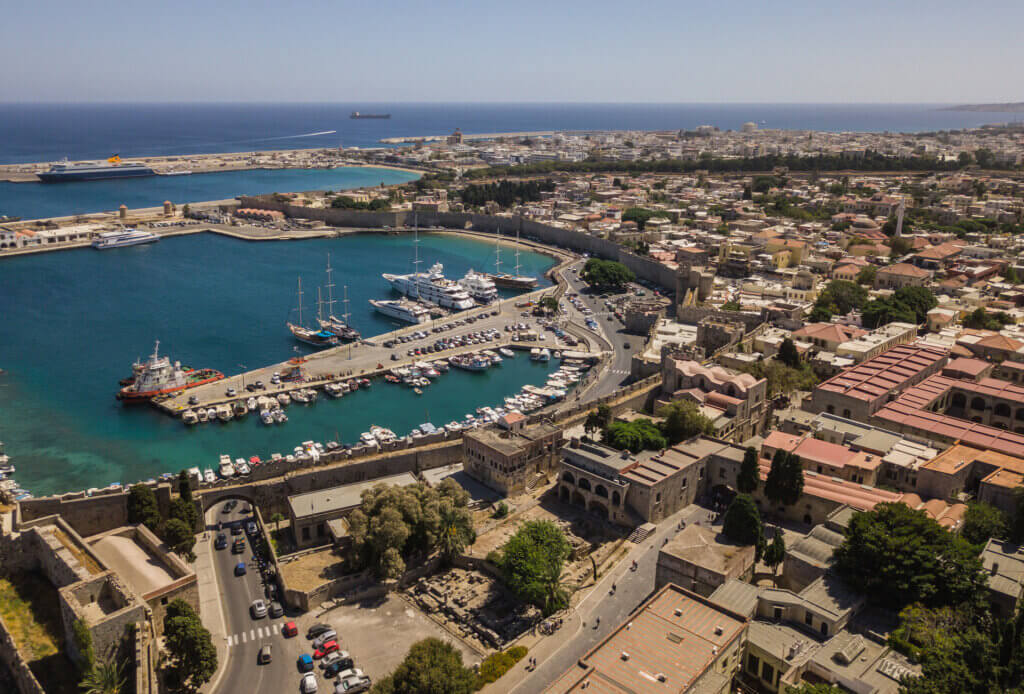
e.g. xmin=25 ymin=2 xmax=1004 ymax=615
xmin=487 ymin=227 xmax=538 ymax=288
xmin=317 ymin=253 xmax=361 ymax=340
xmin=287 ymin=277 xmax=341 ymax=348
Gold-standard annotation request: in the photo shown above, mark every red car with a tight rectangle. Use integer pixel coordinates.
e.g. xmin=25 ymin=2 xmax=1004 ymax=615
xmin=313 ymin=640 xmax=339 ymax=659
xmin=282 ymin=621 xmax=298 ymax=638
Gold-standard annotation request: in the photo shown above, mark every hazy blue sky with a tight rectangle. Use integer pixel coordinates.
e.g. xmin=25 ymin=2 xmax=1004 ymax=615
xmin=3 ymin=0 xmax=1021 ymax=103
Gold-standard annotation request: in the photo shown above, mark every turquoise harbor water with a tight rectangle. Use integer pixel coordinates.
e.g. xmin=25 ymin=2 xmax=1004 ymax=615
xmin=0 ymin=166 xmax=420 ymax=220
xmin=0 ymin=233 xmax=556 ymax=496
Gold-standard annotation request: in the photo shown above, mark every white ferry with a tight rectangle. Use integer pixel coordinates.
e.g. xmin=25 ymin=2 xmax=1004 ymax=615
xmin=383 ymin=263 xmax=475 ymax=310
xmin=92 ymin=228 xmax=159 ymax=250
xmin=370 ymin=298 xmax=431 ymax=324
xmin=458 ymin=270 xmax=499 ymax=303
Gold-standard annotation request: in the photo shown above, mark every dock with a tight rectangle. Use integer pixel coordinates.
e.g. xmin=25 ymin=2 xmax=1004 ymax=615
xmin=154 ymin=284 xmax=592 ymax=418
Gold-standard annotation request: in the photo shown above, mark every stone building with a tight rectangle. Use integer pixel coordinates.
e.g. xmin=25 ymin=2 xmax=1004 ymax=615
xmin=462 ymin=419 xmax=564 ymax=495
xmin=655 ymin=523 xmax=756 ymax=596
xmin=660 ymin=358 xmax=768 ymax=441
xmin=697 ymin=316 xmax=746 ymax=355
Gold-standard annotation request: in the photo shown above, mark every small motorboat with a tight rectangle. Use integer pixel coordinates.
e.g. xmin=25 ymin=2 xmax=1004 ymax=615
xmin=273 ymin=409 xmax=288 ymax=423
xmin=246 ymin=396 xmax=257 ymax=411
xmin=499 ymin=347 xmax=515 ymax=358
xmin=203 ymin=469 xmax=216 ymax=484
xmin=197 ymin=409 xmax=209 ymax=423
xmin=182 ymin=410 xmax=198 ymax=425
xmin=276 ymin=393 xmax=291 ymax=406
xmin=260 ymin=409 xmax=274 ymax=425
xmin=414 ymin=387 xmax=423 ymax=395
xmin=233 ymin=401 xmax=248 ymax=417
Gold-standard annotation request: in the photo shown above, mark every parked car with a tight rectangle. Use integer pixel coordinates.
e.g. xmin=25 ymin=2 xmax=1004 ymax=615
xmin=312 ymin=631 xmax=337 ymax=650
xmin=269 ymin=601 xmax=284 ymax=618
xmin=334 ymin=668 xmax=371 ymax=693
xmin=298 ymin=654 xmax=314 ymax=672
xmin=246 ymin=521 xmax=258 ymax=535
xmin=307 ymin=624 xmax=332 ymax=639
xmin=230 ymin=522 xmax=243 ymax=536
xmin=313 ymin=641 xmax=339 ymax=659
xmin=234 ymin=562 xmax=247 ymax=576
xmin=323 ymin=654 xmax=355 ymax=677
xmin=214 ymin=533 xmax=227 ymax=550
xmin=283 ymin=621 xmax=298 ymax=638
xmin=258 ymin=645 xmax=272 ymax=664
xmin=250 ymin=600 xmax=267 ymax=619
xmin=301 ymin=672 xmax=318 ymax=693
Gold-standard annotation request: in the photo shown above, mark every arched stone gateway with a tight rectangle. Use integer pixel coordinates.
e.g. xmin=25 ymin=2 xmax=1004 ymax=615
xmin=199 ymin=487 xmax=258 ymax=515
xmin=571 ymin=491 xmax=586 ymax=507
xmin=577 ymin=478 xmax=592 ymax=492
xmin=562 ymin=471 xmax=575 ymax=485
xmin=595 ymin=484 xmax=609 ymax=498
xmin=559 ymin=485 xmax=570 ymax=502
xmin=588 ymin=499 xmax=609 ymax=519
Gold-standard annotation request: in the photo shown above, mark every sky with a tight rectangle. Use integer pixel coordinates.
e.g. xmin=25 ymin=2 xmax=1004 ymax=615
xmin=2 ymin=0 xmax=1022 ymax=103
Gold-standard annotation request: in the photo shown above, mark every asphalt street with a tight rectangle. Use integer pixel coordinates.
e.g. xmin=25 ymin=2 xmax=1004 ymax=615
xmin=509 ymin=504 xmax=718 ymax=693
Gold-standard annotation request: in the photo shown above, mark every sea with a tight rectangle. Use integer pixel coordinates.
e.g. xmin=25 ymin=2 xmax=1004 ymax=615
xmin=0 ymin=101 xmax=1012 ymax=496
xmin=0 ymin=233 xmax=557 ymax=496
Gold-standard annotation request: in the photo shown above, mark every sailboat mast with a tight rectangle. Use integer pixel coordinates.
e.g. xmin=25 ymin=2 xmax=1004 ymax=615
xmin=514 ymin=228 xmax=522 ymax=277
xmin=324 ymin=253 xmax=337 ymax=318
xmin=296 ymin=277 xmax=304 ymax=327
xmin=413 ymin=213 xmax=421 ymax=302
xmin=317 ymin=286 xmax=325 ymax=323
xmin=342 ymin=285 xmax=351 ymax=324
xmin=494 ymin=227 xmax=502 ymax=275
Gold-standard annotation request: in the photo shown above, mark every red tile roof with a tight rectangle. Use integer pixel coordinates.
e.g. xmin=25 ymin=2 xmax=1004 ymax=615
xmin=815 ymin=345 xmax=948 ymax=403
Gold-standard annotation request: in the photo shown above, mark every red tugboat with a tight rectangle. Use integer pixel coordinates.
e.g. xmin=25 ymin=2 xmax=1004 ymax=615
xmin=117 ymin=341 xmax=224 ymax=403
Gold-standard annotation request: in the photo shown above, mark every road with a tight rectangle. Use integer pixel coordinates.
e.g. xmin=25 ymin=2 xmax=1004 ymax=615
xmin=206 ymin=499 xmax=310 ymax=694
xmin=509 ymin=504 xmax=718 ymax=693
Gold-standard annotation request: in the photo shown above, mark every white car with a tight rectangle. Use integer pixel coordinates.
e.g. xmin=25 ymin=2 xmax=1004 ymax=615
xmin=301 ymin=673 xmax=318 ymax=693
xmin=250 ymin=599 xmax=267 ymax=619
xmin=334 ymin=669 xmax=370 ymax=693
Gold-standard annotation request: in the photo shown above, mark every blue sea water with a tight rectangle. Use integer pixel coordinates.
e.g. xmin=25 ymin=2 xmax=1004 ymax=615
xmin=0 ymin=233 xmax=556 ymax=496
xmin=0 ymin=166 xmax=419 ymax=221
xmin=0 ymin=103 xmax=1016 ymax=165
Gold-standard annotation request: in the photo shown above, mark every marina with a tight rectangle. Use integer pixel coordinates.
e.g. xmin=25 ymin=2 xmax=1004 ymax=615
xmin=0 ymin=231 xmax=561 ymax=496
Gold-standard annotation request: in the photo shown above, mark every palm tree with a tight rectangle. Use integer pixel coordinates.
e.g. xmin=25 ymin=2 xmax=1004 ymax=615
xmin=269 ymin=512 xmax=285 ymax=532
xmin=79 ymin=659 xmax=125 ymax=694
xmin=436 ymin=503 xmax=472 ymax=561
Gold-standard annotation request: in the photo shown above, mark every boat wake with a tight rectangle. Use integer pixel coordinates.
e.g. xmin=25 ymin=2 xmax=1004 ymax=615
xmin=257 ymin=130 xmax=337 ymax=141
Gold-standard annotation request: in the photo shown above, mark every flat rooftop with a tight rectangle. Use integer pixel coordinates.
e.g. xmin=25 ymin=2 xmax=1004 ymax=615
xmin=545 ymin=584 xmax=746 ymax=694
xmin=288 ymin=471 xmax=419 ymax=520
xmin=89 ymin=533 xmax=179 ymax=597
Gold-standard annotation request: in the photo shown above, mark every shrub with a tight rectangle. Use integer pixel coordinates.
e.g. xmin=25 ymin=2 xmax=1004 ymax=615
xmin=475 ymin=646 xmax=529 ymax=687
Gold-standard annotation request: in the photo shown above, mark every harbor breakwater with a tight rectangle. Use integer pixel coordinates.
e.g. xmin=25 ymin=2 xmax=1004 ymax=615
xmin=237 ymin=197 xmax=680 ymax=291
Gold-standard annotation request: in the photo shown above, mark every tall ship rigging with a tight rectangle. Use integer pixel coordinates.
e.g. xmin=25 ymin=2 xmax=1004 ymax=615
xmin=287 ymin=277 xmax=341 ymax=348
xmin=316 ymin=254 xmax=361 ymax=340
xmin=117 ymin=341 xmax=223 ymax=402
xmin=487 ymin=228 xmax=538 ymax=288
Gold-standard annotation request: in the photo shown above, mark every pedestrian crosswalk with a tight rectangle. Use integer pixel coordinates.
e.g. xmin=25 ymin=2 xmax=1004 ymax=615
xmin=609 ymin=369 xmax=630 ymax=376
xmin=225 ymin=621 xmax=288 ymax=647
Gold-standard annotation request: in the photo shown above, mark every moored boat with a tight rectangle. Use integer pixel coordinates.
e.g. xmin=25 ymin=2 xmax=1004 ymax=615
xmin=117 ymin=341 xmax=224 ymax=402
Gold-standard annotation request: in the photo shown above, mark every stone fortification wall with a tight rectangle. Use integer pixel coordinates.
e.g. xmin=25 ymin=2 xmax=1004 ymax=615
xmin=0 ymin=614 xmax=46 ymax=694
xmin=236 ymin=197 xmax=678 ymax=290
xmin=18 ymin=484 xmax=172 ymax=539
xmin=676 ymin=305 xmax=765 ymax=332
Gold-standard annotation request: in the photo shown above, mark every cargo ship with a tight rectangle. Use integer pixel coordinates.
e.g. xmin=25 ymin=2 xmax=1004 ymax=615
xmin=38 ymin=156 xmax=156 ymax=183
xmin=350 ymin=112 xmax=390 ymax=119
xmin=117 ymin=341 xmax=224 ymax=402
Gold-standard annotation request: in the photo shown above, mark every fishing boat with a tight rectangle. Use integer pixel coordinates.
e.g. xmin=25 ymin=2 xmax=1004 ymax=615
xmin=273 ymin=409 xmax=288 ymax=423
xmin=288 ymin=277 xmax=341 ymax=348
xmin=276 ymin=393 xmax=291 ymax=406
xmin=117 ymin=341 xmax=224 ymax=402
xmin=182 ymin=410 xmax=198 ymax=425
xmin=197 ymin=409 xmax=209 ymax=423
xmin=216 ymin=404 xmax=233 ymax=422
xmin=232 ymin=401 xmax=248 ymax=417
xmin=260 ymin=409 xmax=274 ymax=425
xmin=317 ymin=255 xmax=361 ymax=340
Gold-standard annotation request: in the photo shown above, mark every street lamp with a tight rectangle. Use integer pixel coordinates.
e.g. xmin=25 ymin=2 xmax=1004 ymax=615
xmin=238 ymin=364 xmax=247 ymax=389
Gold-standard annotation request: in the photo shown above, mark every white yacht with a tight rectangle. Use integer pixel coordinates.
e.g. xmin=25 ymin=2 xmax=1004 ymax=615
xmin=458 ymin=270 xmax=499 ymax=303
xmin=370 ymin=298 xmax=431 ymax=324
xmin=383 ymin=263 xmax=475 ymax=310
xmin=91 ymin=228 xmax=159 ymax=250
xmin=218 ymin=455 xmax=235 ymax=478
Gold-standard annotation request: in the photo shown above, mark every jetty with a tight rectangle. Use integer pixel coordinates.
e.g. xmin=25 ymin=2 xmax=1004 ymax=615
xmin=379 ymin=130 xmax=556 ymax=144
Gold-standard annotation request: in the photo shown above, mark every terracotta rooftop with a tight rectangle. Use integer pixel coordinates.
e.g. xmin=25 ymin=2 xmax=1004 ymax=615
xmin=757 ymin=460 xmax=902 ymax=511
xmin=943 ymin=357 xmax=992 ymax=378
xmin=878 ymin=262 xmax=931 ymax=279
xmin=814 ymin=345 xmax=948 ymax=403
xmin=793 ymin=322 xmax=867 ymax=345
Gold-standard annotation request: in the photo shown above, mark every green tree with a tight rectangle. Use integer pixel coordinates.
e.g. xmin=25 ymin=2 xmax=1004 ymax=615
xmin=73 ymin=618 xmax=94 ymax=672
xmin=721 ymin=300 xmax=741 ymax=311
xmin=164 ymin=518 xmax=196 ymax=562
xmin=584 ymin=404 xmax=612 ymax=436
xmin=833 ymin=502 xmax=986 ymax=611
xmin=539 ymin=296 xmax=559 ymax=312
xmin=604 ymin=418 xmax=667 ymax=452
xmin=764 ymin=450 xmax=804 ymax=507
xmin=811 ymin=280 xmax=867 ymax=321
xmin=579 ymin=258 xmax=635 ymax=290
xmin=371 ymin=638 xmax=478 ymax=694
xmin=722 ymin=494 xmax=764 ymax=561
xmin=268 ymin=512 xmax=285 ymax=532
xmin=737 ymin=446 xmax=760 ymax=494
xmin=436 ymin=500 xmax=474 ymax=562
xmin=777 ymin=338 xmax=801 ymax=368
xmin=961 ymin=502 xmax=1008 ymax=547
xmin=889 ymin=236 xmax=913 ymax=257
xmin=127 ymin=484 xmax=161 ymax=533
xmin=785 ymin=684 xmax=846 ymax=694
xmin=658 ymin=400 xmax=714 ymax=445
xmin=855 ymin=264 xmax=877 ymax=286
xmin=79 ymin=659 xmax=126 ymax=694
xmin=177 ymin=470 xmax=192 ymax=503
xmin=862 ymin=286 xmax=936 ymax=329
xmin=169 ymin=496 xmax=198 ymax=532
xmin=499 ymin=520 xmax=571 ymax=615
xmin=163 ymin=599 xmax=217 ymax=691
xmin=1005 ymin=265 xmax=1020 ymax=284
xmin=762 ymin=530 xmax=786 ymax=586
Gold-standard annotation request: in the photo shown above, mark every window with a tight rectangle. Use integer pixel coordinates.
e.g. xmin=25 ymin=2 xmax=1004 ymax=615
xmin=761 ymin=662 xmax=775 ymax=683
xmin=843 ymin=409 xmax=851 ymax=418
xmin=161 ymin=597 xmax=168 ymax=605
xmin=747 ymin=654 xmax=760 ymax=675
xmin=804 ymin=611 xmax=813 ymax=626
xmin=773 ymin=606 xmax=783 ymax=621
xmin=302 ymin=527 xmax=310 ymax=540
xmin=655 ymin=492 xmax=661 ymax=503
xmin=820 ymin=622 xmax=829 ymax=636
xmin=682 ymin=478 xmax=687 ymax=488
